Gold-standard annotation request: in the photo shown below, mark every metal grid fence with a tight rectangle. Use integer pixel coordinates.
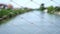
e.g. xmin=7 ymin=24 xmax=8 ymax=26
xmin=0 ymin=0 xmax=60 ymax=34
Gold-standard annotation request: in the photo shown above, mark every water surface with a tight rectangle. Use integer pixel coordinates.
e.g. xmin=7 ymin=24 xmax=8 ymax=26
xmin=0 ymin=11 xmax=60 ymax=34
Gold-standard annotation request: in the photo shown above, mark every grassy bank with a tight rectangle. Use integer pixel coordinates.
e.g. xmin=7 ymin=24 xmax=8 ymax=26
xmin=0 ymin=8 xmax=32 ymax=24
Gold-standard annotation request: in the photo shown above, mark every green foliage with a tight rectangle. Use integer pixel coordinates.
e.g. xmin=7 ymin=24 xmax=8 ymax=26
xmin=55 ymin=7 xmax=60 ymax=11
xmin=47 ymin=6 xmax=55 ymax=13
xmin=0 ymin=9 xmax=9 ymax=17
xmin=0 ymin=8 xmax=32 ymax=22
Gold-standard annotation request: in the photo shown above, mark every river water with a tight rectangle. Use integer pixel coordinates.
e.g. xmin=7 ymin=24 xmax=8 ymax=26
xmin=0 ymin=11 xmax=60 ymax=34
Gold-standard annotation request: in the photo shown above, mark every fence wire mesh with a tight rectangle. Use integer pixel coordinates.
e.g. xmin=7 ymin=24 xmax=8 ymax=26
xmin=0 ymin=0 xmax=60 ymax=34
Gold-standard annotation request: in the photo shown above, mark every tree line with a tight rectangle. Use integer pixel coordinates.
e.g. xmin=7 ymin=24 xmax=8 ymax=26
xmin=39 ymin=3 xmax=60 ymax=13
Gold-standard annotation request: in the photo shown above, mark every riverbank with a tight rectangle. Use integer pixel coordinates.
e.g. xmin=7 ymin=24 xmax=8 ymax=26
xmin=47 ymin=11 xmax=60 ymax=15
xmin=54 ymin=11 xmax=60 ymax=15
xmin=0 ymin=8 xmax=33 ymax=24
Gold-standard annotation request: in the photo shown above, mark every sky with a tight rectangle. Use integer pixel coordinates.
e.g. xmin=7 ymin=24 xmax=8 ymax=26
xmin=0 ymin=0 xmax=60 ymax=8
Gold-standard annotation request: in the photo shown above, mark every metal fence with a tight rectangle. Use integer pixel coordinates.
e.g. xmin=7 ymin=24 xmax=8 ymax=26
xmin=0 ymin=0 xmax=60 ymax=34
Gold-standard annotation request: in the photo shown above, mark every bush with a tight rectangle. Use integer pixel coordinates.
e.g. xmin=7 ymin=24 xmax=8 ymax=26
xmin=0 ymin=9 xmax=9 ymax=18
xmin=55 ymin=7 xmax=60 ymax=11
xmin=47 ymin=6 xmax=55 ymax=13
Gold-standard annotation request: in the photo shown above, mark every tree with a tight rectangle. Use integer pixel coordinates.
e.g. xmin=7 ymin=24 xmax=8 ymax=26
xmin=55 ymin=6 xmax=60 ymax=11
xmin=47 ymin=6 xmax=55 ymax=13
xmin=39 ymin=3 xmax=45 ymax=11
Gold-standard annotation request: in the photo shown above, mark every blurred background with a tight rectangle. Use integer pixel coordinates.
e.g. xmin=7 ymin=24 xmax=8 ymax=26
xmin=0 ymin=0 xmax=60 ymax=34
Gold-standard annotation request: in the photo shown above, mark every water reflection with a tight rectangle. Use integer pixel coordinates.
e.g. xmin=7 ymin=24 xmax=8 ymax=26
xmin=0 ymin=11 xmax=60 ymax=34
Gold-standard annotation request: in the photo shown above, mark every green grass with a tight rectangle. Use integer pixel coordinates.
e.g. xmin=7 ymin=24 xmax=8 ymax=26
xmin=0 ymin=8 xmax=32 ymax=25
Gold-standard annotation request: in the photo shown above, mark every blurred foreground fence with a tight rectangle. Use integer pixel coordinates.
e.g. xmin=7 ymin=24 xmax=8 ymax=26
xmin=0 ymin=0 xmax=60 ymax=34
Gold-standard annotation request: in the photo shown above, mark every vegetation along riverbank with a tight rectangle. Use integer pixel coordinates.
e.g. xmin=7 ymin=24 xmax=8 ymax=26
xmin=39 ymin=3 xmax=60 ymax=14
xmin=0 ymin=7 xmax=33 ymax=24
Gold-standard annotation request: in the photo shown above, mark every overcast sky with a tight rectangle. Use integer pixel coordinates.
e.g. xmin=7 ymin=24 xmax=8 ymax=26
xmin=0 ymin=0 xmax=60 ymax=8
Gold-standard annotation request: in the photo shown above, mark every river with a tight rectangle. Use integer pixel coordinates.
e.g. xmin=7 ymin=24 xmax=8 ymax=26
xmin=0 ymin=11 xmax=60 ymax=34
